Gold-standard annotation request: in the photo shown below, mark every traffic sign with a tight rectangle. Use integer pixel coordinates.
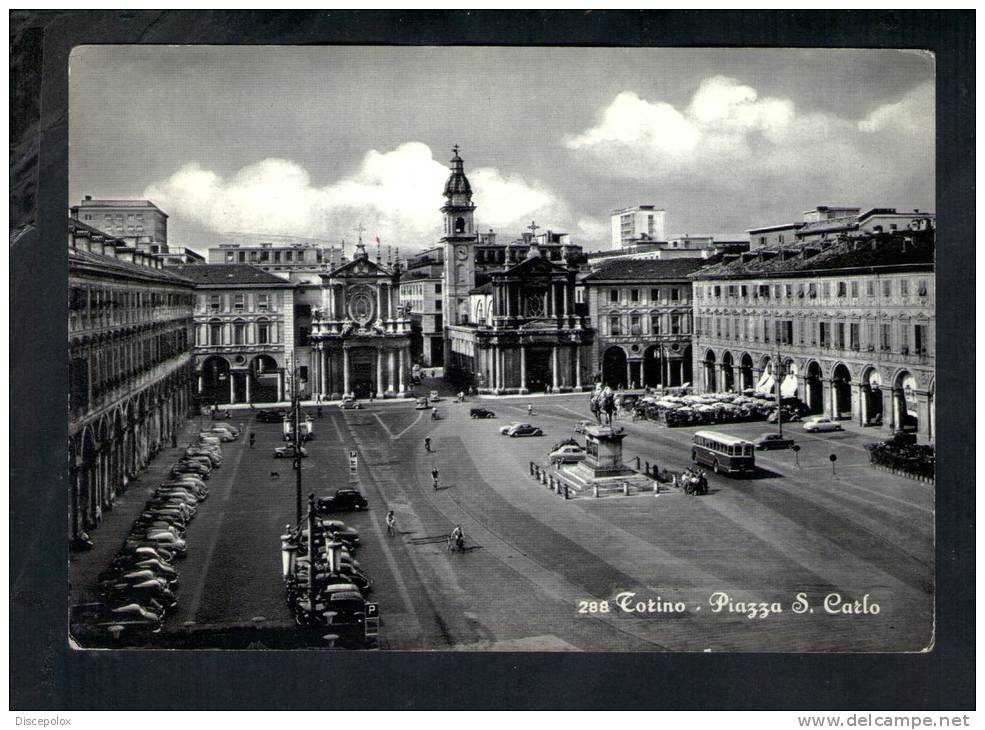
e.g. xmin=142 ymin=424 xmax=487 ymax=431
xmin=366 ymin=602 xmax=379 ymax=618
xmin=349 ymin=450 xmax=358 ymax=470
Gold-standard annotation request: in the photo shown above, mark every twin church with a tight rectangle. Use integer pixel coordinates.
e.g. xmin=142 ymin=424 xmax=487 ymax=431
xmin=302 ymin=145 xmax=593 ymax=399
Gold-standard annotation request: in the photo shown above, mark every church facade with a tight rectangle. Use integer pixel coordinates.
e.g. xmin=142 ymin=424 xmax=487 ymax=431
xmin=441 ymin=148 xmax=594 ymax=393
xmin=307 ymin=244 xmax=413 ymax=399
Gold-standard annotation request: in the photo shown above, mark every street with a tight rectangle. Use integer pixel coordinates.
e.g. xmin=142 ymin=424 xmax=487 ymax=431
xmin=144 ymin=390 xmax=934 ymax=652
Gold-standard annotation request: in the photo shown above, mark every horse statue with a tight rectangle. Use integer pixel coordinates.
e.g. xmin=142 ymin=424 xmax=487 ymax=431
xmin=589 ymin=385 xmax=616 ymax=426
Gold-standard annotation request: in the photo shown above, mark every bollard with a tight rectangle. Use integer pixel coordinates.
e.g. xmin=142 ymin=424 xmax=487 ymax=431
xmin=652 ymin=463 xmax=659 ymax=480
xmin=593 ymin=484 xmax=599 ymax=499
xmin=548 ymin=475 xmax=554 ymax=491
xmin=564 ymin=485 xmax=570 ymax=500
xmin=623 ymin=482 xmax=629 ymax=496
xmin=645 ymin=461 xmax=650 ymax=476
xmin=635 ymin=456 xmax=641 ymax=471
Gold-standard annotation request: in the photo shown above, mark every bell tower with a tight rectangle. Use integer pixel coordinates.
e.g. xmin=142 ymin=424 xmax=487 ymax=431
xmin=441 ymin=145 xmax=477 ymax=327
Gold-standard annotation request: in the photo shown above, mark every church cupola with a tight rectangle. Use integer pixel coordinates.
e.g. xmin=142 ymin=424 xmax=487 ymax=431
xmin=441 ymin=145 xmax=475 ymax=237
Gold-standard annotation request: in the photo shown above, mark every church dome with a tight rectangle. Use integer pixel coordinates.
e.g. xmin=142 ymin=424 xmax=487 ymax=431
xmin=443 ymin=146 xmax=473 ymax=198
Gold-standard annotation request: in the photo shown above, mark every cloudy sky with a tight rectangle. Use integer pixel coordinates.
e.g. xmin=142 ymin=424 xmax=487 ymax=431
xmin=69 ymin=46 xmax=934 ymax=254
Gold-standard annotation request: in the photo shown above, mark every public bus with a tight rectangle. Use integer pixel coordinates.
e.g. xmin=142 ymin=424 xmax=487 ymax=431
xmin=691 ymin=430 xmax=756 ymax=475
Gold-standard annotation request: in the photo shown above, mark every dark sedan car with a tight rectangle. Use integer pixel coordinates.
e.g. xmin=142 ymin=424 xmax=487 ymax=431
xmin=469 ymin=407 xmax=496 ymax=419
xmin=316 ymin=488 xmax=369 ymax=513
xmin=256 ymin=409 xmax=286 ymax=423
xmin=753 ymin=433 xmax=796 ymax=450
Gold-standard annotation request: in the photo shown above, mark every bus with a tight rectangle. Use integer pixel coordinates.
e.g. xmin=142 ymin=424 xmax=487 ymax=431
xmin=691 ymin=430 xmax=755 ymax=475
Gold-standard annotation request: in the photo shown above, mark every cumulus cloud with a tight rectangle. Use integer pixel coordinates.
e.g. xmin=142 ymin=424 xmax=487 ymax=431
xmin=145 ymin=142 xmax=601 ymax=251
xmin=563 ymin=76 xmax=934 ymax=208
xmin=858 ymin=81 xmax=935 ymax=135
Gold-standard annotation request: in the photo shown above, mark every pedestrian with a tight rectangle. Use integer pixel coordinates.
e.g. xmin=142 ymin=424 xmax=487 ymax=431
xmin=249 ymin=433 xmax=256 ymax=449
xmin=385 ymin=510 xmax=396 ymax=536
xmin=424 ymin=437 xmax=431 ymax=452
xmin=432 ymin=467 xmax=439 ymax=491
xmin=527 ymin=403 xmax=534 ymax=416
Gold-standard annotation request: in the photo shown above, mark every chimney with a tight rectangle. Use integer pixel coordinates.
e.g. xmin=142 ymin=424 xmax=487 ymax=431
xmin=84 ymin=195 xmax=92 ymax=201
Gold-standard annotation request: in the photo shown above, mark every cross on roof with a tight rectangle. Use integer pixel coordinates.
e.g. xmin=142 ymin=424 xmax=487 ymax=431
xmin=452 ymin=144 xmax=460 ymax=156
xmin=528 ymin=220 xmax=540 ymax=235
xmin=354 ymin=223 xmax=366 ymax=243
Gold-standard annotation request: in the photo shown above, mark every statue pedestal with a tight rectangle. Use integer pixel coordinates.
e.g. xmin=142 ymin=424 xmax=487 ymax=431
xmin=555 ymin=425 xmax=653 ymax=498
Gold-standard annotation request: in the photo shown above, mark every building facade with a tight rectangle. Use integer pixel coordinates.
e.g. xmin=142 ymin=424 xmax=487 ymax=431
xmin=168 ymin=264 xmax=297 ymax=405
xmin=208 ymin=240 xmax=344 ymax=276
xmin=611 ymin=205 xmax=666 ymax=250
xmin=398 ymin=267 xmax=444 ymax=367
xmin=71 ymin=196 xmax=169 ymax=249
xmin=583 ymin=258 xmax=703 ymax=390
xmin=308 ymin=244 xmax=413 ymax=399
xmin=68 ymin=219 xmax=195 ymax=544
xmin=691 ymin=227 xmax=935 ymax=440
xmin=447 ymin=251 xmax=593 ymax=393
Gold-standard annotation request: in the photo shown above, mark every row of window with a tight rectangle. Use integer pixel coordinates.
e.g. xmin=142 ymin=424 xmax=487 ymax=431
xmin=606 ymin=286 xmax=684 ymax=305
xmin=606 ymin=312 xmax=690 ymax=337
xmin=400 ymin=282 xmax=442 ymax=297
xmin=698 ymin=277 xmax=930 ymax=302
xmin=201 ymin=318 xmax=278 ymax=346
xmin=204 ymin=292 xmax=277 ymax=313
xmin=223 ymin=249 xmax=316 ymax=264
xmin=69 ymin=286 xmax=193 ymax=330
xmin=69 ymin=324 xmax=190 ymax=416
xmin=696 ymin=315 xmax=931 ymax=356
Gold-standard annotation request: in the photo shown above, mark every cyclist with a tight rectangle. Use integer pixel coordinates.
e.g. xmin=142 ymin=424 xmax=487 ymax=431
xmin=449 ymin=525 xmax=465 ymax=552
xmin=424 ymin=437 xmax=432 ymax=452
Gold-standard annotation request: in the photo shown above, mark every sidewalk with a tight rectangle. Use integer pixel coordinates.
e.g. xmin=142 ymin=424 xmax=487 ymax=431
xmin=68 ymin=417 xmax=205 ymax=609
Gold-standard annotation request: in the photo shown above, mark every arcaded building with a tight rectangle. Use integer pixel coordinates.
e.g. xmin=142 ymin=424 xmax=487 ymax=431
xmin=68 ymin=219 xmax=195 ymax=544
xmin=691 ymin=221 xmax=936 ymax=440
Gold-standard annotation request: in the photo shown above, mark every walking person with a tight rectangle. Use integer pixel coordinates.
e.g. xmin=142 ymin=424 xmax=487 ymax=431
xmin=527 ymin=403 xmax=534 ymax=417
xmin=424 ymin=437 xmax=431 ymax=453
xmin=385 ymin=510 xmax=396 ymax=536
xmin=249 ymin=432 xmax=256 ymax=449
xmin=432 ymin=467 xmax=440 ymax=492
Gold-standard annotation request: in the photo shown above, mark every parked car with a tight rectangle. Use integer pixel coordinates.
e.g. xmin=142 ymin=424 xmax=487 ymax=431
xmin=803 ymin=417 xmax=844 ymax=433
xmin=500 ymin=422 xmax=543 ymax=438
xmin=316 ymin=488 xmax=368 ymax=513
xmin=428 ymin=390 xmax=441 ymax=402
xmin=415 ymin=398 xmax=431 ymax=410
xmin=210 ymin=426 xmax=238 ymax=441
xmin=573 ymin=420 xmax=594 ymax=434
xmin=469 ymin=407 xmax=495 ymax=419
xmin=256 ymin=409 xmax=286 ymax=423
xmin=550 ymin=444 xmax=587 ymax=464
xmin=274 ymin=445 xmax=309 ymax=458
xmin=339 ymin=399 xmax=363 ymax=410
xmin=753 ymin=433 xmax=796 ymax=450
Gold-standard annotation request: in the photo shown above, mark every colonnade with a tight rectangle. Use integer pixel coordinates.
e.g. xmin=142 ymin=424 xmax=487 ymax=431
xmin=69 ymin=379 xmax=192 ymax=543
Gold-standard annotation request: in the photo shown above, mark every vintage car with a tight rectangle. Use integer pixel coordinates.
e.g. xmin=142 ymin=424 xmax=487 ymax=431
xmin=802 ymin=417 xmax=844 ymax=433
xmin=549 ymin=444 xmax=587 ymax=464
xmin=499 ymin=422 xmax=543 ymax=438
xmin=469 ymin=407 xmax=496 ymax=419
xmin=316 ymin=488 xmax=369 ymax=513
xmin=753 ymin=433 xmax=796 ymax=450
xmin=273 ymin=444 xmax=309 ymax=459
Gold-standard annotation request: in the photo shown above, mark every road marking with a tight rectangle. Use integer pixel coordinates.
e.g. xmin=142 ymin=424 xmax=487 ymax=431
xmin=373 ymin=410 xmax=424 ymax=441
xmin=338 ymin=413 xmax=422 ymax=630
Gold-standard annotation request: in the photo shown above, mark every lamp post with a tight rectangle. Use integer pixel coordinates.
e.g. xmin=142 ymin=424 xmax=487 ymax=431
xmin=290 ymin=352 xmax=304 ymax=527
